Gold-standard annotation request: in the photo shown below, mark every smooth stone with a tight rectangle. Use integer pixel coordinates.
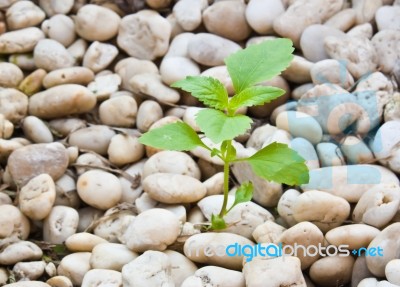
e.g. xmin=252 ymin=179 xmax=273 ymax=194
xmin=198 ymin=194 xmax=274 ymax=239
xmin=184 ymin=232 xmax=254 ymax=270
xmin=203 ymin=0 xmax=251 ymax=41
xmin=310 ymin=59 xmax=354 ymax=89
xmin=273 ymin=0 xmax=343 ymax=46
xmin=277 ymin=222 xmax=324 ymax=269
xmin=277 ymin=189 xmax=301 ymax=227
xmin=0 ymin=27 xmax=45 ymax=54
xmin=352 ymin=0 xmax=383 ymax=24
xmin=13 ymin=261 xmax=46 ymax=280
xmin=81 ymin=269 xmax=122 ymax=287
xmin=68 ymin=125 xmax=116 ymax=155
xmin=181 ymin=266 xmax=244 ymax=287
xmin=376 ymin=6 xmax=400 ymax=31
xmin=164 ymin=250 xmax=198 ymax=286
xmin=245 ymin=0 xmax=284 ymax=34
xmin=77 ymin=170 xmax=122 ymax=210
xmin=301 ymin=165 xmax=399 ymax=203
xmin=371 ymin=121 xmax=400 ymax=173
xmin=300 ymin=25 xmax=346 ymax=62
xmin=232 ymin=161 xmax=282 ymax=207
xmin=252 ymin=221 xmax=286 ymax=244
xmin=130 ymin=73 xmax=180 ymax=104
xmin=123 ymin=208 xmax=180 ymax=252
xmin=122 ymin=251 xmax=174 ymax=287
xmin=19 ymin=174 xmax=55 ymax=220
xmin=324 ymin=35 xmax=378 ymax=79
xmin=371 ymin=30 xmax=400 ymax=74
xmin=90 ymin=243 xmax=138 ymax=271
xmin=325 ymin=224 xmax=380 ymax=250
xmin=366 ymin=223 xmax=400 ymax=277
xmin=8 ymin=143 xmax=68 ymax=186
xmin=203 ymin=172 xmax=224 ymax=196
xmin=385 ymin=259 xmax=400 ymax=285
xmin=43 ymin=67 xmax=94 ymax=89
xmin=67 ymin=38 xmax=87 ymax=64
xmin=0 ymin=88 xmax=28 ymax=124
xmin=22 ymin=116 xmax=53 ymax=143
xmin=0 ymin=241 xmax=42 ymax=265
xmin=94 ymin=211 xmax=134 ymax=243
xmin=57 ymin=252 xmax=91 ymax=286
xmin=65 ymin=232 xmax=107 ymax=252
xmin=353 ymin=184 xmax=400 ymax=228
xmin=281 ymin=55 xmax=313 ymax=83
xmin=316 ymin=142 xmax=345 ymax=167
xmin=143 ymin=150 xmax=201 ymax=180
xmin=99 ymin=96 xmax=137 ymax=128
xmin=0 ymin=204 xmax=30 ymax=239
xmin=18 ymin=69 xmax=47 ymax=96
xmin=54 ymin=173 xmax=79 ymax=208
xmin=29 ymin=84 xmax=96 ymax=119
xmin=88 ymin=73 xmax=121 ymax=101
xmin=340 ymin=136 xmax=374 ymax=164
xmin=108 ymin=134 xmax=144 ymax=166
xmin=43 ymin=206 xmax=79 ymax=244
xmin=297 ymin=84 xmax=362 ymax=135
xmin=187 ymin=33 xmax=241 ymax=66
xmin=118 ymin=10 xmax=171 ymax=60
xmin=165 ymin=33 xmax=194 ymax=58
xmin=46 ymin=276 xmax=73 ymax=287
xmin=83 ymin=41 xmax=118 ymax=73
xmin=293 ymin=190 xmax=351 ymax=232
xmin=243 ymin=256 xmax=306 ymax=286
xmin=115 ymin=57 xmax=158 ymax=91
xmin=9 ymin=53 xmax=36 ymax=71
xmin=0 ymin=62 xmax=23 ymax=88
xmin=276 ymin=111 xmax=323 ymax=144
xmin=39 ymin=0 xmax=73 ymax=16
xmin=33 ymin=39 xmax=74 ymax=71
xmin=348 ymin=23 xmax=373 ymax=39
xmin=124 ymin=163 xmax=151 ymax=187
xmin=324 ymin=8 xmax=356 ymax=31
xmin=143 ymin=173 xmax=206 ymax=204
xmin=6 ymin=1 xmax=45 ymax=30
xmin=41 ymin=14 xmax=76 ymax=47
xmin=172 ymin=0 xmax=207 ymax=31
xmin=289 ymin=138 xmax=320 ymax=170
xmin=75 ymin=4 xmax=120 ymax=41
xmin=309 ymin=256 xmax=355 ymax=287
xmin=160 ymin=56 xmax=200 ymax=86
xmin=136 ymin=100 xmax=163 ymax=132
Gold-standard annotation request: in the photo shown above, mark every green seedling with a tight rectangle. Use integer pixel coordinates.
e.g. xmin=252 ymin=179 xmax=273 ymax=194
xmin=139 ymin=38 xmax=310 ymax=230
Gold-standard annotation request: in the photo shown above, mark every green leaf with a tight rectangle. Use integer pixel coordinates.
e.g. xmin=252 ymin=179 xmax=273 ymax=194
xmin=139 ymin=122 xmax=206 ymax=151
xmin=211 ymin=214 xmax=227 ymax=230
xmin=228 ymin=86 xmax=285 ymax=111
xmin=171 ymin=76 xmax=228 ymax=110
xmin=221 ymin=140 xmax=236 ymax=161
xmin=195 ymin=109 xmax=252 ymax=143
xmin=246 ymin=142 xmax=309 ymax=185
xmin=225 ymin=38 xmax=294 ymax=94
xmin=211 ymin=148 xmax=220 ymax=157
xmin=228 ymin=182 xmax=253 ymax=213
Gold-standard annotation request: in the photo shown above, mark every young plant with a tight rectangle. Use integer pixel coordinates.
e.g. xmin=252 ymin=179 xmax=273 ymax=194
xmin=139 ymin=38 xmax=309 ymax=230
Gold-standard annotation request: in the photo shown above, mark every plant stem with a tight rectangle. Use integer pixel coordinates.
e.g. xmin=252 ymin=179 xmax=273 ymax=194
xmin=219 ymin=141 xmax=231 ymax=217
